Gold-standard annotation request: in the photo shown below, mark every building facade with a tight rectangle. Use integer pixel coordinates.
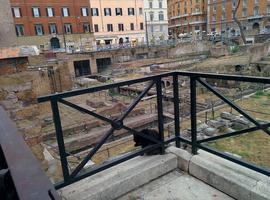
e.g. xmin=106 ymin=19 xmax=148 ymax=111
xmin=10 ymin=0 xmax=94 ymax=50
xmin=207 ymin=0 xmax=270 ymax=38
xmin=144 ymin=0 xmax=168 ymax=43
xmin=0 ymin=0 xmax=17 ymax=47
xmin=89 ymin=0 xmax=145 ymax=45
xmin=167 ymin=0 xmax=207 ymax=38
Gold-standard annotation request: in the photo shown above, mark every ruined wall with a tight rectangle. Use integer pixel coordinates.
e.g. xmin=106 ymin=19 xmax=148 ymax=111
xmin=168 ymin=41 xmax=210 ymax=58
xmin=247 ymin=42 xmax=270 ymax=62
xmin=0 ymin=57 xmax=28 ymax=75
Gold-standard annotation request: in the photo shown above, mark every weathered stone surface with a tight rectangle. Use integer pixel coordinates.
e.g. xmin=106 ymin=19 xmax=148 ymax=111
xmin=232 ymin=117 xmax=250 ymax=126
xmin=167 ymin=146 xmax=192 ymax=172
xmin=231 ymin=122 xmax=249 ymax=130
xmin=5 ymin=92 xmax=17 ymax=100
xmin=60 ymin=154 xmax=177 ymax=200
xmin=220 ymin=112 xmax=236 ymax=120
xmin=197 ymin=123 xmax=208 ymax=132
xmin=0 ymin=99 xmax=20 ymax=110
xmin=0 ymin=89 xmax=8 ymax=100
xmin=208 ymin=119 xmax=228 ymax=128
xmin=189 ymin=150 xmax=270 ymax=200
xmin=12 ymin=105 xmax=39 ymax=120
xmin=17 ymin=89 xmax=36 ymax=104
xmin=2 ymin=82 xmax=32 ymax=92
xmin=203 ymin=127 xmax=218 ymax=136
xmin=86 ymin=99 xmax=106 ymax=108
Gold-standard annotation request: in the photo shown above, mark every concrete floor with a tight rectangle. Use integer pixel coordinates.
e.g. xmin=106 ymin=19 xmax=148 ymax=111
xmin=117 ymin=170 xmax=235 ymax=200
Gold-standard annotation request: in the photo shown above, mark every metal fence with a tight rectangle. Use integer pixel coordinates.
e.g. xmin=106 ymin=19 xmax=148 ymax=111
xmin=0 ymin=107 xmax=60 ymax=200
xmin=38 ymin=71 xmax=270 ymax=189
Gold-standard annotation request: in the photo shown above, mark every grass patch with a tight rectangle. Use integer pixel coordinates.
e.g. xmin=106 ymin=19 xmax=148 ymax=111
xmin=209 ymin=131 xmax=270 ymax=169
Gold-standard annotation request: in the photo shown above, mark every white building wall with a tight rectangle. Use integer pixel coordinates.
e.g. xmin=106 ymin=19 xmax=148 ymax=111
xmin=144 ymin=0 xmax=168 ymax=42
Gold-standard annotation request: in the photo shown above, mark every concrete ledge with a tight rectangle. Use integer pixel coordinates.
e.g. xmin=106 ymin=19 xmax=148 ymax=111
xmin=59 ymin=153 xmax=177 ymax=200
xmin=166 ymin=146 xmax=192 ymax=172
xmin=167 ymin=146 xmax=270 ymax=200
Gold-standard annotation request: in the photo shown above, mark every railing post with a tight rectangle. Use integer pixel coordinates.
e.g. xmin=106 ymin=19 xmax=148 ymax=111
xmin=190 ymin=77 xmax=197 ymax=154
xmin=156 ymin=77 xmax=165 ymax=154
xmin=50 ymin=99 xmax=70 ymax=182
xmin=173 ymin=74 xmax=180 ymax=148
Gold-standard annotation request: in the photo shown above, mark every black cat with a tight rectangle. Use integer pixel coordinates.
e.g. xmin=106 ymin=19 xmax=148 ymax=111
xmin=133 ymin=129 xmax=162 ymax=155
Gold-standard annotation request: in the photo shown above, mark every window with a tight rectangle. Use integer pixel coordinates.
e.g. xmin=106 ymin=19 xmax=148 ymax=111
xmin=160 ymin=25 xmax=163 ymax=31
xmin=159 ymin=1 xmax=162 ymax=8
xmin=150 ymin=25 xmax=154 ymax=33
xmin=130 ymin=23 xmax=134 ymax=30
xmin=118 ymin=23 xmax=124 ymax=31
xmin=81 ymin=7 xmax=89 ymax=16
xmin=15 ymin=24 xmax=24 ymax=36
xmin=49 ymin=23 xmax=57 ymax=34
xmin=12 ymin=7 xmax=21 ymax=18
xmin=149 ymin=1 xmax=153 ymax=8
xmin=268 ymin=5 xmax=270 ymax=14
xmin=83 ymin=23 xmax=90 ymax=33
xmin=128 ymin=8 xmax=135 ymax=15
xmin=94 ymin=24 xmax=99 ymax=32
xmin=32 ymin=7 xmax=40 ymax=17
xmin=242 ymin=8 xmax=247 ymax=17
xmin=91 ymin=8 xmax=99 ymax=16
xmin=64 ymin=23 xmax=72 ymax=34
xmin=62 ymin=7 xmax=70 ymax=17
xmin=139 ymin=8 xmax=143 ymax=15
xmin=140 ymin=22 xmax=144 ymax=30
xmin=150 ymin=12 xmax=154 ymax=21
xmin=115 ymin=8 xmax=122 ymax=16
xmin=104 ymin=8 xmax=111 ymax=16
xmin=107 ymin=24 xmax=113 ymax=32
xmin=46 ymin=7 xmax=54 ymax=17
xmin=35 ymin=24 xmax=44 ymax=35
xmin=254 ymin=6 xmax=259 ymax=16
xmin=159 ymin=12 xmax=164 ymax=20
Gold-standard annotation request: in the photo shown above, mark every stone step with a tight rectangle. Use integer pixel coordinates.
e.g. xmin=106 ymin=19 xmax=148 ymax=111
xmin=59 ymin=153 xmax=177 ymax=200
xmin=117 ymin=170 xmax=234 ymax=200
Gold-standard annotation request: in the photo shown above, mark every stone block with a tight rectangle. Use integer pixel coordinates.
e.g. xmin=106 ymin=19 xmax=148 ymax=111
xmin=189 ymin=150 xmax=270 ymax=200
xmin=60 ymin=153 xmax=177 ymax=200
xmin=12 ymin=105 xmax=39 ymax=120
xmin=166 ymin=146 xmax=192 ymax=172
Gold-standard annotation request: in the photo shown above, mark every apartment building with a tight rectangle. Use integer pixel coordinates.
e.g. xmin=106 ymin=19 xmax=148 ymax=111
xmin=167 ymin=0 xmax=207 ymax=38
xmin=90 ymin=0 xmax=145 ymax=45
xmin=10 ymin=0 xmax=94 ymax=50
xmin=207 ymin=0 xmax=270 ymax=37
xmin=144 ymin=0 xmax=168 ymax=42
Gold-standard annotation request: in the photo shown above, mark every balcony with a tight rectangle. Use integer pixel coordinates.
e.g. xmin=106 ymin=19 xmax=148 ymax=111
xmin=1 ymin=71 xmax=270 ymax=199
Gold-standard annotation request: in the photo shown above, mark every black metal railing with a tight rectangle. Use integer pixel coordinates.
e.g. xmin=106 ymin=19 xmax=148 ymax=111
xmin=0 ymin=107 xmax=61 ymax=200
xmin=37 ymin=71 xmax=270 ymax=189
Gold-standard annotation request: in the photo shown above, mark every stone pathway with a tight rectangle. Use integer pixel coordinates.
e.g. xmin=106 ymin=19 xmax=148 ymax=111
xmin=117 ymin=170 xmax=234 ymax=200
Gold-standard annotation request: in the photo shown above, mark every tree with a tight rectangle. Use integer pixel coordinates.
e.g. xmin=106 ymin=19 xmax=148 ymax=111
xmin=232 ymin=0 xmax=247 ymax=44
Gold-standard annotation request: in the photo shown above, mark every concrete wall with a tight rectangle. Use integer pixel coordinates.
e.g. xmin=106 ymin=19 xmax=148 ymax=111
xmin=0 ymin=0 xmax=17 ymax=47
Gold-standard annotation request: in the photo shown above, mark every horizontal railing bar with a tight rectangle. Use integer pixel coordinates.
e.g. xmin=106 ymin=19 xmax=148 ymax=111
xmin=38 ymin=71 xmax=270 ymax=103
xmin=197 ymin=126 xmax=260 ymax=144
xmin=198 ymin=144 xmax=270 ymax=176
xmin=177 ymin=71 xmax=270 ymax=84
xmin=38 ymin=72 xmax=175 ymax=102
xmin=55 ymin=143 xmax=162 ymax=189
xmin=179 ymin=137 xmax=192 ymax=145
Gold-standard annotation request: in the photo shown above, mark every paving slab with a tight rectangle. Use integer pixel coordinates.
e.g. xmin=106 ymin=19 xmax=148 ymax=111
xmin=118 ymin=170 xmax=234 ymax=200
